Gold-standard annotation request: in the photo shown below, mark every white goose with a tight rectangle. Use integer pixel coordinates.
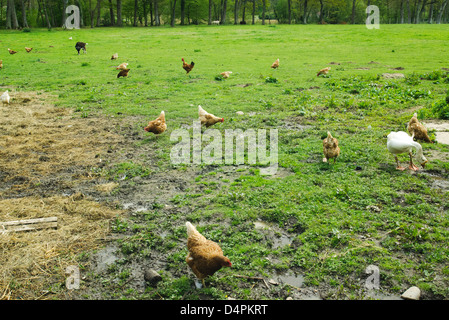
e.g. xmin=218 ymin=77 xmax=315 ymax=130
xmin=387 ymin=131 xmax=428 ymax=171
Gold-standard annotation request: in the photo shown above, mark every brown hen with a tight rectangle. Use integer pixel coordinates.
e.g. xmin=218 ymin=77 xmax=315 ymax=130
xmin=317 ymin=67 xmax=331 ymax=76
xmin=407 ymin=113 xmax=432 ymax=143
xmin=144 ymin=111 xmax=167 ymax=135
xmin=198 ymin=105 xmax=223 ymax=128
xmin=323 ymin=131 xmax=340 ymax=163
xmin=186 ymin=222 xmax=231 ymax=288
xmin=116 ymin=62 xmax=128 ymax=70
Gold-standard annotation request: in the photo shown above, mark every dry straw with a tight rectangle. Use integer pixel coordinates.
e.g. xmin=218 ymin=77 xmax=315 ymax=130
xmin=0 ymin=91 xmax=125 ymax=299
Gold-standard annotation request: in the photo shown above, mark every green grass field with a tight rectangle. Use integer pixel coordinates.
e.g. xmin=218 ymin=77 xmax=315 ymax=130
xmin=1 ymin=24 xmax=449 ymax=300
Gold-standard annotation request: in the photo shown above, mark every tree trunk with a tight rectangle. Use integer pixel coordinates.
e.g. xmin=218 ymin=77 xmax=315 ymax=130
xmin=89 ymin=0 xmax=94 ymax=28
xmin=252 ymin=0 xmax=255 ymax=24
xmin=351 ymin=0 xmax=357 ymax=24
xmin=208 ymin=0 xmax=212 ymax=24
xmin=116 ymin=0 xmax=122 ymax=26
xmin=428 ymin=1 xmax=433 ymax=23
xmin=97 ymin=0 xmax=102 ymax=26
xmin=181 ymin=0 xmax=185 ymax=25
xmin=261 ymin=0 xmax=265 ymax=25
xmin=413 ymin=0 xmax=419 ymax=23
xmin=417 ymin=0 xmax=427 ymax=23
xmin=6 ymin=0 xmax=12 ymax=29
xmin=241 ymin=0 xmax=246 ymax=22
xmin=154 ymin=0 xmax=159 ymax=25
xmin=319 ymin=0 xmax=324 ymax=23
xmin=288 ymin=0 xmax=291 ymax=24
xmin=170 ymin=0 xmax=177 ymax=27
xmin=19 ymin=0 xmax=28 ymax=27
xmin=303 ymin=0 xmax=308 ymax=24
xmin=407 ymin=0 xmax=411 ymax=23
xmin=41 ymin=0 xmax=50 ymax=28
xmin=133 ymin=0 xmax=138 ymax=26
xmin=11 ymin=0 xmax=19 ymax=28
xmin=400 ymin=0 xmax=404 ymax=23
xmin=234 ymin=0 xmax=239 ymax=24
xmin=149 ymin=0 xmax=153 ymax=25
xmin=221 ymin=0 xmax=227 ymax=24
xmin=61 ymin=0 xmax=68 ymax=27
xmin=109 ymin=0 xmax=115 ymax=25
xmin=143 ymin=0 xmax=148 ymax=26
xmin=437 ymin=0 xmax=448 ymax=23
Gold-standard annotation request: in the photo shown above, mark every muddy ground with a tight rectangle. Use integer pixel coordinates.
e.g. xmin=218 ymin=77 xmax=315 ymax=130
xmin=1 ymin=92 xmax=447 ymax=300
xmin=0 ymin=92 xmax=311 ymax=300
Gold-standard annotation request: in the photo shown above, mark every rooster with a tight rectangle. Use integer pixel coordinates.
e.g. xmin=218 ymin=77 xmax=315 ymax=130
xmin=186 ymin=222 xmax=231 ymax=288
xmin=182 ymin=58 xmax=195 ymax=74
xmin=198 ymin=105 xmax=224 ymax=128
xmin=111 ymin=53 xmax=118 ymax=60
xmin=0 ymin=60 xmax=3 ymax=69
xmin=144 ymin=111 xmax=167 ymax=135
xmin=117 ymin=68 xmax=130 ymax=78
xmin=8 ymin=48 xmax=17 ymax=55
xmin=25 ymin=47 xmax=33 ymax=53
xmin=407 ymin=113 xmax=433 ymax=143
xmin=271 ymin=58 xmax=279 ymax=69
xmin=1 ymin=90 xmax=10 ymax=105
xmin=323 ymin=131 xmax=340 ymax=163
xmin=116 ymin=62 xmax=129 ymax=70
xmin=75 ymin=42 xmax=87 ymax=55
xmin=317 ymin=67 xmax=331 ymax=77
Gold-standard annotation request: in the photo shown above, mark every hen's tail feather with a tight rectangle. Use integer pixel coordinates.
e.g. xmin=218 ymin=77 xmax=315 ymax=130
xmin=186 ymin=222 xmax=197 ymax=237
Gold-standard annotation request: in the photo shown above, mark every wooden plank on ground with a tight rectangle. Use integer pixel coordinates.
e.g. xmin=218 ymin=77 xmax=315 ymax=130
xmin=0 ymin=217 xmax=58 ymax=234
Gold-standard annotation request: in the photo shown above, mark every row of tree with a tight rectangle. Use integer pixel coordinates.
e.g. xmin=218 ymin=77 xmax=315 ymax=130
xmin=1 ymin=0 xmax=448 ymax=29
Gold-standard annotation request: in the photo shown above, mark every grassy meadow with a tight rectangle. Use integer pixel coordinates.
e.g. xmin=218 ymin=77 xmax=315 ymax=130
xmin=1 ymin=24 xmax=449 ymax=300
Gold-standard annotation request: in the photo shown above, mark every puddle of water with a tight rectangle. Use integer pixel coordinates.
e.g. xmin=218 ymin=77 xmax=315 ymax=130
xmin=422 ymin=121 xmax=449 ymax=144
xmin=432 ymin=178 xmax=449 ymax=191
xmin=273 ymin=235 xmax=292 ymax=248
xmin=254 ymin=221 xmax=292 ymax=248
xmin=421 ymin=172 xmax=449 ymax=190
xmin=366 ymin=291 xmax=402 ymax=300
xmin=92 ymin=244 xmax=119 ymax=273
xmin=122 ymin=202 xmax=148 ymax=213
xmin=423 ymin=121 xmax=449 ymax=131
xmin=435 ymin=132 xmax=449 ymax=145
xmin=123 ymin=203 xmax=134 ymax=210
xmin=254 ymin=221 xmax=271 ymax=230
xmin=276 ymin=271 xmax=304 ymax=288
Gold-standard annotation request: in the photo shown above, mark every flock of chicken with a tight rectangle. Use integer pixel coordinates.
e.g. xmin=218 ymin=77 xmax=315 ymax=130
xmin=0 ymin=40 xmax=435 ymax=288
xmin=323 ymin=112 xmax=431 ymax=171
